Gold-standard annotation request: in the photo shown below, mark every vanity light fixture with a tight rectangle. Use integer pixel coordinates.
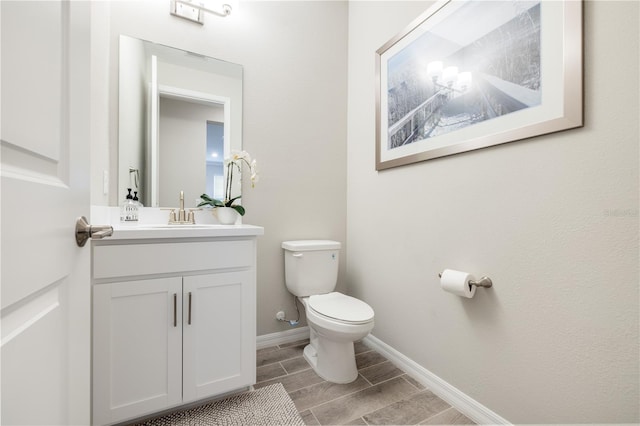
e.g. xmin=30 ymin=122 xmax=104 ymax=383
xmin=170 ymin=0 xmax=234 ymax=25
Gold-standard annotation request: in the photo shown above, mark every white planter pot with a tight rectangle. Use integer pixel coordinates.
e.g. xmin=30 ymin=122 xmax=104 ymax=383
xmin=216 ymin=207 xmax=239 ymax=225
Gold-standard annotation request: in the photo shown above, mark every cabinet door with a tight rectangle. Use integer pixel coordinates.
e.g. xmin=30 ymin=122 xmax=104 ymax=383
xmin=93 ymin=278 xmax=183 ymax=425
xmin=182 ymin=271 xmax=256 ymax=402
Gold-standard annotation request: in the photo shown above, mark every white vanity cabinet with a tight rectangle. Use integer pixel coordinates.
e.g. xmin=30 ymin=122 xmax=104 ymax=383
xmin=91 ymin=228 xmax=261 ymax=426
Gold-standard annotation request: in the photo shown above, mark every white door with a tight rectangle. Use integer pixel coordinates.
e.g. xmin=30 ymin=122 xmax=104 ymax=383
xmin=1 ymin=2 xmax=92 ymax=425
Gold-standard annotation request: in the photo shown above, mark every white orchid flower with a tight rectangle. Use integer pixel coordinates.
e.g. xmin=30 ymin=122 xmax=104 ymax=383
xmin=228 ymin=150 xmax=251 ymax=163
xmin=201 ymin=150 xmax=258 ymax=215
xmin=249 ymin=159 xmax=259 ymax=187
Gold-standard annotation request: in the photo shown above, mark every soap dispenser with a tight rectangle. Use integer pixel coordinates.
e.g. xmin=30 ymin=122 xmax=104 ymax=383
xmin=120 ymin=188 xmax=138 ymax=222
xmin=133 ymin=191 xmax=143 ymax=207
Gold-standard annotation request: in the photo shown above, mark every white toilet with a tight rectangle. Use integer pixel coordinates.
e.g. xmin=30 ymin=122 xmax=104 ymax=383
xmin=282 ymin=240 xmax=375 ymax=384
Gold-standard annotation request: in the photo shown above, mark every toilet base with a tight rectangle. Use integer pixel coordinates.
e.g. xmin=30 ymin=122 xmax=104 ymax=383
xmin=303 ymin=340 xmax=358 ymax=384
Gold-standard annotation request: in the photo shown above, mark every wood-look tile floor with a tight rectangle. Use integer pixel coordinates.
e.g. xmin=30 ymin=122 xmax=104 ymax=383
xmin=255 ymin=339 xmax=475 ymax=425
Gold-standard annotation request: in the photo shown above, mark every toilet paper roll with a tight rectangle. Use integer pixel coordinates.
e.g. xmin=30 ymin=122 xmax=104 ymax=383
xmin=440 ymin=269 xmax=476 ymax=298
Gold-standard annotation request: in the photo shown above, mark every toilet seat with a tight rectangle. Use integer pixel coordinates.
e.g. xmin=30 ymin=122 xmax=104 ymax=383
xmin=308 ymin=292 xmax=374 ymax=324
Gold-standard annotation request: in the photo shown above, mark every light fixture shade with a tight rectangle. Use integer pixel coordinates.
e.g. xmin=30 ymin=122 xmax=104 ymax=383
xmin=224 ymin=0 xmax=240 ymax=15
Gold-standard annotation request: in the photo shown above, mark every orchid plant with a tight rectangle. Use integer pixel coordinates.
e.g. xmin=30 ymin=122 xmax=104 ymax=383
xmin=198 ymin=150 xmax=258 ymax=216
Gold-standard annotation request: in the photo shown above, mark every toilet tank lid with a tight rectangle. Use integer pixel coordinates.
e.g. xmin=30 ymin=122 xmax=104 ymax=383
xmin=282 ymin=240 xmax=341 ymax=251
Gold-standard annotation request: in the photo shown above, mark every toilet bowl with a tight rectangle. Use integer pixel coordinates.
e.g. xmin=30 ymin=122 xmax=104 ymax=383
xmin=282 ymin=240 xmax=375 ymax=383
xmin=300 ymin=293 xmax=374 ymax=383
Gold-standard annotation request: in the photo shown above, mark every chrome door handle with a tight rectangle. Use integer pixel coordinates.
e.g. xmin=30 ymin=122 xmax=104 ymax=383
xmin=75 ymin=216 xmax=114 ymax=247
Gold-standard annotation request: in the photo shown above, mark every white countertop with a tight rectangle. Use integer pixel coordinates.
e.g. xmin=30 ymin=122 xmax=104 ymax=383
xmin=108 ymin=223 xmax=264 ymax=240
xmin=91 ymin=206 xmax=264 ymax=241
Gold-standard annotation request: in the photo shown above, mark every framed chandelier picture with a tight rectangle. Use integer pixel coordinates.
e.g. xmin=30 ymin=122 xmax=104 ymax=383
xmin=375 ymin=0 xmax=583 ymax=170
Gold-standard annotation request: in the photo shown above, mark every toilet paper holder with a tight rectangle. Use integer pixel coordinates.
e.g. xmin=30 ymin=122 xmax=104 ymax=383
xmin=438 ymin=272 xmax=493 ymax=288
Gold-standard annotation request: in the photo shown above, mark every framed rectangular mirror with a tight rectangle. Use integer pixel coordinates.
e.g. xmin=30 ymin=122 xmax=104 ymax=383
xmin=118 ymin=35 xmax=243 ymax=207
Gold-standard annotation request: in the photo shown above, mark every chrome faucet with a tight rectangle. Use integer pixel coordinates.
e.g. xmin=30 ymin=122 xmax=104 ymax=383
xmin=166 ymin=190 xmax=199 ymax=224
xmin=178 ymin=190 xmax=186 ymax=222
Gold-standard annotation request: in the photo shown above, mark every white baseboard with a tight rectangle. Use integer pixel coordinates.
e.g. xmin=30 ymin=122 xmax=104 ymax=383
xmin=256 ymin=326 xmax=310 ymax=349
xmin=362 ymin=334 xmax=511 ymax=425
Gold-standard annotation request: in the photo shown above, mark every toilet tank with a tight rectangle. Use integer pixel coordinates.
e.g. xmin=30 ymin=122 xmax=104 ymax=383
xmin=282 ymin=240 xmax=341 ymax=297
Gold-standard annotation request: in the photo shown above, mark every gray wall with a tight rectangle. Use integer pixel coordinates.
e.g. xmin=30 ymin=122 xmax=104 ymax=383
xmin=346 ymin=1 xmax=639 ymax=423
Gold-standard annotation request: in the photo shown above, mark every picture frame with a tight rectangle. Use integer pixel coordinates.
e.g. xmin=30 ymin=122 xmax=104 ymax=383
xmin=375 ymin=0 xmax=583 ymax=170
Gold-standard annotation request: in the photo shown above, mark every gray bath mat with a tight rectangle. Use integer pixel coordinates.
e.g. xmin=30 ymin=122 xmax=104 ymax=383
xmin=134 ymin=383 xmax=305 ymax=426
